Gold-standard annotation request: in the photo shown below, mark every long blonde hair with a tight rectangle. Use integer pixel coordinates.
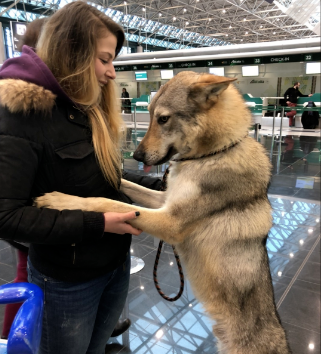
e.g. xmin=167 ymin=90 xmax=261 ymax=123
xmin=37 ymin=1 xmax=125 ymax=189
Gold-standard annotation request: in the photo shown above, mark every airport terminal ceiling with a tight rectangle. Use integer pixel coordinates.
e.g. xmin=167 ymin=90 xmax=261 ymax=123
xmin=0 ymin=0 xmax=320 ymax=52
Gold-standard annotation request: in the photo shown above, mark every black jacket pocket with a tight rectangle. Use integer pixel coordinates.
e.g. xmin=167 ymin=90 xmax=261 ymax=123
xmin=55 ymin=141 xmax=99 ymax=186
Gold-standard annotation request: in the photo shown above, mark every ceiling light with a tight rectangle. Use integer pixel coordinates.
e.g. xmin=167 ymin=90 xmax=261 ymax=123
xmin=140 ymin=286 xmax=144 ymax=290
xmin=156 ymin=330 xmax=164 ymax=339
xmin=124 ymin=1 xmax=127 ymax=4
xmin=290 ymin=253 xmax=294 ymax=258
xmin=278 ymin=271 xmax=282 ymax=276
xmin=222 ymin=9 xmax=226 ymax=13
xmin=142 ymin=7 xmax=145 ymax=11
xmin=277 ymin=18 xmax=280 ymax=21
xmin=243 ymin=18 xmax=246 ymax=21
xmin=309 ymin=343 xmax=314 ymax=350
xmin=158 ymin=12 xmax=162 ymax=16
xmin=189 ymin=303 xmax=193 ymax=307
xmin=260 ymin=25 xmax=263 ymax=28
xmin=316 ymin=218 xmax=319 ymax=222
xmin=245 ymin=31 xmax=248 ymax=34
xmin=225 ymin=34 xmax=228 ymax=36
xmin=186 ymin=21 xmax=189 ymax=25
xmin=209 ymin=18 xmax=212 ymax=21
xmin=273 ymin=32 xmax=276 ymax=34
xmin=170 ymin=262 xmax=173 ymax=266
xmin=229 ymin=25 xmax=232 ymax=28
xmin=130 ymin=249 xmax=133 ymax=253
xmin=183 ymin=8 xmax=187 ymax=12
xmin=241 ymin=39 xmax=243 ymax=41
xmin=308 ymin=228 xmax=313 ymax=233
xmin=299 ymin=239 xmax=304 ymax=245
xmin=173 ymin=16 xmax=176 ymax=21
xmin=196 ymin=0 xmax=199 ymax=2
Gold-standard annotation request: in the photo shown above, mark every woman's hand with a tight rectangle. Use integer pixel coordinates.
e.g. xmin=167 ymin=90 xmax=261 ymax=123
xmin=103 ymin=211 xmax=142 ymax=236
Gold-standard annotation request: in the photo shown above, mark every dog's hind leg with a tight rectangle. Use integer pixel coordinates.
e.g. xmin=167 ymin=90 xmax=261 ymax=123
xmin=120 ymin=179 xmax=165 ymax=209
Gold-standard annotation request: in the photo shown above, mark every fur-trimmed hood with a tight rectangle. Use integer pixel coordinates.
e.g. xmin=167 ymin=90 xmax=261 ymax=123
xmin=0 ymin=45 xmax=72 ymax=113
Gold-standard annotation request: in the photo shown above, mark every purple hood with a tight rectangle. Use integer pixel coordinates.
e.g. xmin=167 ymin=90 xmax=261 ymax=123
xmin=0 ymin=46 xmax=72 ymax=103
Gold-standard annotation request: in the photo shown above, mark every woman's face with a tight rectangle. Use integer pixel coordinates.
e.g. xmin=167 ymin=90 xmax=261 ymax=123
xmin=95 ymin=33 xmax=117 ymax=87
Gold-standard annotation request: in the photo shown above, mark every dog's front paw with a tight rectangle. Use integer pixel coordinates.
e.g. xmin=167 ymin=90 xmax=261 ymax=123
xmin=34 ymin=192 xmax=76 ymax=210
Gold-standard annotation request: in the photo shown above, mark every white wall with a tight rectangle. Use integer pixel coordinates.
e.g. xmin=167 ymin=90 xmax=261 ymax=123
xmin=114 ymin=71 xmax=137 ymax=99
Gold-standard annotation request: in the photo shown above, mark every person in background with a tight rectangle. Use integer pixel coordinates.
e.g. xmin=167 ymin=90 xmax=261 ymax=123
xmin=283 ymin=82 xmax=313 ymax=127
xmin=0 ymin=2 xmax=160 ymax=353
xmin=121 ymin=87 xmax=131 ymax=113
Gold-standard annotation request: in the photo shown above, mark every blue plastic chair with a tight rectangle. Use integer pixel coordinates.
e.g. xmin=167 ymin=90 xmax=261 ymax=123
xmin=0 ymin=283 xmax=44 ymax=354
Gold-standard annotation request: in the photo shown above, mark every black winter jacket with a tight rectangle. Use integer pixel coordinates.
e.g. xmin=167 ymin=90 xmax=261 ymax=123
xmin=283 ymin=87 xmax=308 ymax=104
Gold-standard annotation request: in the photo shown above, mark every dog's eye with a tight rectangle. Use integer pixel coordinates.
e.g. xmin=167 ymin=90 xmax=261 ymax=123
xmin=158 ymin=116 xmax=170 ymax=124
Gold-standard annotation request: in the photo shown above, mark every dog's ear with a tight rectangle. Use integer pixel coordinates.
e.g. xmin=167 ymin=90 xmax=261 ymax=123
xmin=188 ymin=75 xmax=236 ymax=110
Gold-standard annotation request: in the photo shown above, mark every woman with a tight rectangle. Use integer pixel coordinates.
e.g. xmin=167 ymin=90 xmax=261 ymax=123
xmin=121 ymin=88 xmax=131 ymax=113
xmin=0 ymin=2 xmax=159 ymax=353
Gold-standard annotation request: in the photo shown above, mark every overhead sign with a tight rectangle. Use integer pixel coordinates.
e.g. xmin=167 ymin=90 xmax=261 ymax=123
xmin=206 ymin=59 xmax=230 ymax=67
xmin=263 ymin=54 xmax=302 ymax=63
xmin=115 ymin=65 xmax=131 ymax=72
xmin=150 ymin=63 xmax=175 ymax=70
xmin=10 ymin=21 xmax=27 ymax=52
xmin=230 ymin=57 xmax=262 ymax=65
xmin=113 ymin=53 xmax=319 ymax=72
xmin=175 ymin=60 xmax=206 ymax=68
xmin=132 ymin=64 xmax=151 ymax=70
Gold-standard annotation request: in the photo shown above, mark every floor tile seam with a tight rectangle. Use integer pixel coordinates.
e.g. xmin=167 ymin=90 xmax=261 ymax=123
xmin=272 ymin=207 xmax=321 ymax=213
xmin=129 ymin=273 xmax=187 ymax=293
xmin=276 ymin=234 xmax=321 ymax=309
xmin=272 ymin=222 xmax=320 ymax=227
xmin=0 ymin=246 xmax=11 ymax=252
xmin=0 ymin=261 xmax=13 ymax=268
xmin=0 ymin=277 xmax=9 ymax=283
xmin=267 ymin=242 xmax=319 ymax=253
xmin=267 ymin=242 xmax=321 ymax=257
xmin=282 ymin=320 xmax=321 ymax=335
xmin=268 ymin=194 xmax=321 ymax=204
xmin=134 ymin=244 xmax=177 ymax=256
xmin=272 ymin=219 xmax=321 ymax=225
xmin=148 ymin=336 xmax=214 ymax=353
xmin=268 ymin=234 xmax=319 ymax=244
xmin=279 ymin=274 xmax=321 ymax=289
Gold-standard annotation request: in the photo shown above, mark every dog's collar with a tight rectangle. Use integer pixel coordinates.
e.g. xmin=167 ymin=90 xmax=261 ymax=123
xmin=171 ymin=138 xmax=244 ymax=162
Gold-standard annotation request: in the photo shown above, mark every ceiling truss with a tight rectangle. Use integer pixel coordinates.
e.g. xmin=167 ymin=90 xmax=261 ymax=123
xmin=0 ymin=0 xmax=318 ymax=51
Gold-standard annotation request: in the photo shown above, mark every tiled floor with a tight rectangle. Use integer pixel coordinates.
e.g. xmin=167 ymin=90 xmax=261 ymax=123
xmin=0 ymin=127 xmax=320 ymax=353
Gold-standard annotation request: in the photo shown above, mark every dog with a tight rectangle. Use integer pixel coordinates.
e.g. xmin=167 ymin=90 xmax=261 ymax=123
xmin=35 ymin=72 xmax=291 ymax=354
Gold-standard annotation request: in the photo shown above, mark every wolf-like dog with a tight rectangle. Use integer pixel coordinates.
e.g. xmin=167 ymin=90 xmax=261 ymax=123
xmin=36 ymin=72 xmax=291 ymax=354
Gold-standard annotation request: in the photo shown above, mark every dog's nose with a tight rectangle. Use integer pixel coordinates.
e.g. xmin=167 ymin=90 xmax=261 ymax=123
xmin=133 ymin=149 xmax=145 ymax=162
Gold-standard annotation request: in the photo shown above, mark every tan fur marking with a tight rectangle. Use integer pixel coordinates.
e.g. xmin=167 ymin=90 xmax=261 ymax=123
xmin=0 ymin=79 xmax=56 ymax=113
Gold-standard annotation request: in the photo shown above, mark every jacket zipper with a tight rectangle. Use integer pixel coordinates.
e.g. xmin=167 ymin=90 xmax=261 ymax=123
xmin=72 ymin=243 xmax=76 ymax=265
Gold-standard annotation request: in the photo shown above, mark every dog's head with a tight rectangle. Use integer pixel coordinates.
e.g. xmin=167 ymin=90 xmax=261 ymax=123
xmin=133 ymin=71 xmax=251 ymax=169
